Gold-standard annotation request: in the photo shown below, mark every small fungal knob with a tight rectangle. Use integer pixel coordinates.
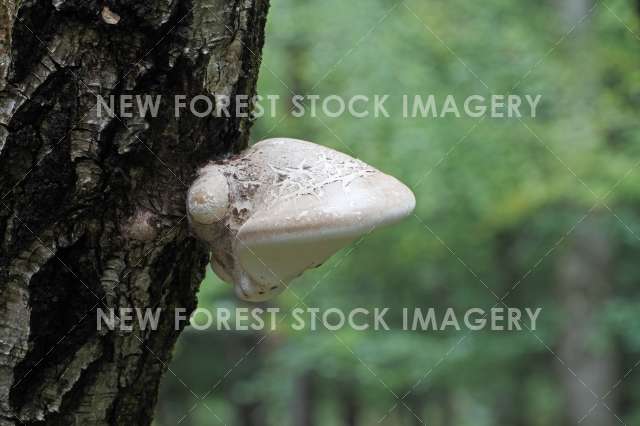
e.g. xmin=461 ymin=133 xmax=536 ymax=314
xmin=188 ymin=138 xmax=416 ymax=302
xmin=187 ymin=170 xmax=230 ymax=225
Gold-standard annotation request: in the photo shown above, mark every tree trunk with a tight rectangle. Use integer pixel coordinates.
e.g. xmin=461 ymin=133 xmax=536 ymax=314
xmin=340 ymin=386 xmax=359 ymax=426
xmin=236 ymin=401 xmax=264 ymax=426
xmin=291 ymin=371 xmax=315 ymax=426
xmin=556 ymin=216 xmax=617 ymax=426
xmin=0 ymin=0 xmax=269 ymax=424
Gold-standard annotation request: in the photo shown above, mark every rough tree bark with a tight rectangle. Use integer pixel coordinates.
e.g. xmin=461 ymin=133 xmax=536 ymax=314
xmin=0 ymin=0 xmax=269 ymax=424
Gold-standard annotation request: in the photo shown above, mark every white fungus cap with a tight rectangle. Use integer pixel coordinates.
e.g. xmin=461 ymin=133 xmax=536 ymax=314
xmin=187 ymin=138 xmax=416 ymax=302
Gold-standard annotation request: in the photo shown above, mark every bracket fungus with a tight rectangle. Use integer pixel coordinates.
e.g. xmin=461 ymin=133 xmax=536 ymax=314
xmin=187 ymin=138 xmax=415 ymax=302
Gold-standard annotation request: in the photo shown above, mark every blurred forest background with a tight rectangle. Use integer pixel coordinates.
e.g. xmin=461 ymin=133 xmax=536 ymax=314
xmin=155 ymin=0 xmax=640 ymax=425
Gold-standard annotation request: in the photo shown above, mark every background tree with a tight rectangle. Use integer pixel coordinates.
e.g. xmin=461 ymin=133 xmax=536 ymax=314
xmin=0 ymin=0 xmax=269 ymax=424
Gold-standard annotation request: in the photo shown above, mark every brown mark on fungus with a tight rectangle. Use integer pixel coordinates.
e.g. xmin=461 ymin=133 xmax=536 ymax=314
xmin=187 ymin=138 xmax=416 ymax=302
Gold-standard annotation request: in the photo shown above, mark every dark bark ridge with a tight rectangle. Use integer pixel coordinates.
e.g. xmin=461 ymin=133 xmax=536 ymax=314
xmin=0 ymin=0 xmax=269 ymax=424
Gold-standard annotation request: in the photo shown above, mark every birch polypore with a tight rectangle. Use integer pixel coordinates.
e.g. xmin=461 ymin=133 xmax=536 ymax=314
xmin=188 ymin=138 xmax=415 ymax=301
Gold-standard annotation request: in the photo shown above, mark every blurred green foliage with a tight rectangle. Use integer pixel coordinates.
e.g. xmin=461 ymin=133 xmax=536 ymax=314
xmin=156 ymin=0 xmax=640 ymax=425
